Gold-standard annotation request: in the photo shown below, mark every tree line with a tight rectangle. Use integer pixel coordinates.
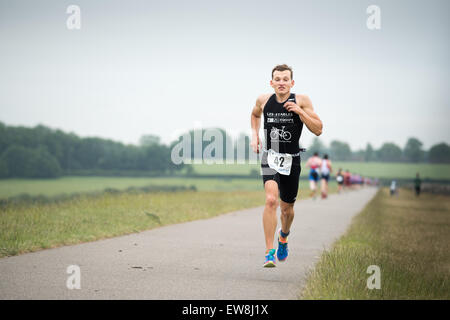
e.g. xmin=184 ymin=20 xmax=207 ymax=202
xmin=304 ymin=137 xmax=450 ymax=163
xmin=0 ymin=122 xmax=448 ymax=178
xmin=171 ymin=129 xmax=449 ymax=163
xmin=0 ymin=122 xmax=184 ymax=178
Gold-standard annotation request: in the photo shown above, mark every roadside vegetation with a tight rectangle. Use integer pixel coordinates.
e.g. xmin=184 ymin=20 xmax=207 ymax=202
xmin=0 ymin=189 xmax=265 ymax=257
xmin=300 ymin=188 xmax=450 ymax=299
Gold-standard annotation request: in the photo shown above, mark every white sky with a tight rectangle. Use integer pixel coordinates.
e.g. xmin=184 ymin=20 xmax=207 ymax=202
xmin=0 ymin=0 xmax=449 ymax=150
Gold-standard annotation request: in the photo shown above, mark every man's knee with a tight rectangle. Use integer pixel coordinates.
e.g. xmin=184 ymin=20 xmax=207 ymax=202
xmin=280 ymin=203 xmax=294 ymax=217
xmin=265 ymin=194 xmax=278 ymax=209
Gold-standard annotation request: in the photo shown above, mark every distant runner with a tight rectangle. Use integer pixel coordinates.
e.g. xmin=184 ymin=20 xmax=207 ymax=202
xmin=320 ymin=154 xmax=332 ymax=199
xmin=390 ymin=180 xmax=397 ymax=196
xmin=336 ymin=168 xmax=344 ymax=193
xmin=305 ymin=152 xmax=322 ymax=199
xmin=250 ymin=64 xmax=323 ymax=267
xmin=344 ymin=169 xmax=351 ymax=189
xmin=414 ymin=173 xmax=422 ymax=196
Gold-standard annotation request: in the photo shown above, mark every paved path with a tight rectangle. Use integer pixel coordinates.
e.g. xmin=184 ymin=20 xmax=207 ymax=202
xmin=0 ymin=187 xmax=378 ymax=300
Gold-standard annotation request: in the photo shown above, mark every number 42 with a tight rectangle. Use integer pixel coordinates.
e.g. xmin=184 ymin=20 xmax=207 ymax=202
xmin=274 ymin=156 xmax=284 ymax=167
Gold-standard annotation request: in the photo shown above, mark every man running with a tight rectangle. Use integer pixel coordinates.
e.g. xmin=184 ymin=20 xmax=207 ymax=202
xmin=305 ymin=152 xmax=322 ymax=199
xmin=320 ymin=154 xmax=332 ymax=199
xmin=250 ymin=64 xmax=323 ymax=267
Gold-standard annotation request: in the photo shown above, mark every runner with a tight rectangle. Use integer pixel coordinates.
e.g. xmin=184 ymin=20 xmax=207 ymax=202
xmin=250 ymin=64 xmax=323 ymax=267
xmin=390 ymin=180 xmax=397 ymax=196
xmin=305 ymin=152 xmax=322 ymax=199
xmin=344 ymin=169 xmax=351 ymax=189
xmin=336 ymin=168 xmax=344 ymax=193
xmin=320 ymin=154 xmax=332 ymax=199
xmin=414 ymin=173 xmax=422 ymax=196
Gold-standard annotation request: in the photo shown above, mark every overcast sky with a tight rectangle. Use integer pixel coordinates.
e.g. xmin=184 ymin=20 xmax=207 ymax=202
xmin=1 ymin=0 xmax=449 ymax=151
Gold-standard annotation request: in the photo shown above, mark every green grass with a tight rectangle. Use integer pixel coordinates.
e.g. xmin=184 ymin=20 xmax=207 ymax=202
xmin=330 ymin=162 xmax=450 ymax=180
xmin=0 ymin=190 xmax=266 ymax=257
xmin=300 ymin=188 xmax=450 ymax=299
xmin=0 ymin=176 xmax=259 ymax=198
xmin=191 ymin=162 xmax=450 ymax=180
xmin=0 ymin=176 xmax=338 ymax=199
xmin=1 ymin=161 xmax=447 ymax=199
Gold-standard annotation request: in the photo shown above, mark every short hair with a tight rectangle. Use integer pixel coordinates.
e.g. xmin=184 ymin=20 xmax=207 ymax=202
xmin=272 ymin=64 xmax=293 ymax=80
xmin=323 ymin=154 xmax=329 ymax=159
xmin=313 ymin=152 xmax=319 ymax=156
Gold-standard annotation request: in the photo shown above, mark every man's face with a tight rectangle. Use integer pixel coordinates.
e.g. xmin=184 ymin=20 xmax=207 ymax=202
xmin=270 ymin=70 xmax=294 ymax=95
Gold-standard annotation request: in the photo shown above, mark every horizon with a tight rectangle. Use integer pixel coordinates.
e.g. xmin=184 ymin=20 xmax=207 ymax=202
xmin=0 ymin=120 xmax=445 ymax=152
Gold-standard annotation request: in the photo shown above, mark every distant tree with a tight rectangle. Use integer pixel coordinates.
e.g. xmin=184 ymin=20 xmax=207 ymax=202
xmin=0 ymin=159 xmax=8 ymax=178
xmin=377 ymin=142 xmax=402 ymax=162
xmin=403 ymin=137 xmax=424 ymax=162
xmin=0 ymin=145 xmax=33 ymax=177
xmin=428 ymin=143 xmax=450 ymax=163
xmin=329 ymin=140 xmax=352 ymax=161
xmin=140 ymin=134 xmax=161 ymax=147
xmin=309 ymin=137 xmax=326 ymax=154
xmin=0 ymin=145 xmax=61 ymax=178
xmin=352 ymin=149 xmax=365 ymax=162
xmin=0 ymin=122 xmax=188 ymax=178
xmin=27 ymin=148 xmax=62 ymax=178
xmin=0 ymin=122 xmax=7 ymax=154
xmin=364 ymin=143 xmax=375 ymax=162
xmin=302 ymin=137 xmax=328 ymax=160
xmin=75 ymin=138 xmax=105 ymax=169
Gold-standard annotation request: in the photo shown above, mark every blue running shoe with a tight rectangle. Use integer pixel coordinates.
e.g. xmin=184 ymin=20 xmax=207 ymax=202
xmin=277 ymin=228 xmax=288 ymax=262
xmin=263 ymin=249 xmax=276 ymax=268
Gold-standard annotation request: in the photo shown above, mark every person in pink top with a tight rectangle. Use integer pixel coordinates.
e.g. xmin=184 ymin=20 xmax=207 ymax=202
xmin=305 ymin=152 xmax=322 ymax=199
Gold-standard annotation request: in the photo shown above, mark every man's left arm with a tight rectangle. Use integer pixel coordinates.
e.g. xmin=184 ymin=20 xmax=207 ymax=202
xmin=284 ymin=94 xmax=323 ymax=136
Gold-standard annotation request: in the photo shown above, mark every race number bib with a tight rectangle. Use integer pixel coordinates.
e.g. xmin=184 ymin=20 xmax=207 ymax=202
xmin=267 ymin=149 xmax=293 ymax=175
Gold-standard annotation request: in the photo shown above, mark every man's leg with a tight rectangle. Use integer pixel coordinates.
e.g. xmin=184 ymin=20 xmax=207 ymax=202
xmin=276 ymin=160 xmax=301 ymax=263
xmin=310 ymin=180 xmax=317 ymax=198
xmin=263 ymin=180 xmax=279 ymax=252
xmin=320 ymin=178 xmax=326 ymax=198
xmin=280 ymin=200 xmax=295 ymax=236
xmin=276 ymin=200 xmax=294 ymax=262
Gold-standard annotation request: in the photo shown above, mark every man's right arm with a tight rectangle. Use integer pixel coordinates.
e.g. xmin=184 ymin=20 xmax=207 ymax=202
xmin=250 ymin=95 xmax=265 ymax=153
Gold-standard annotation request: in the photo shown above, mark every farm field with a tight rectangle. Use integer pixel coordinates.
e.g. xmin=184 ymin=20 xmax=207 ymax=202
xmin=0 ymin=176 xmax=339 ymax=199
xmin=190 ymin=162 xmax=450 ymax=180
xmin=1 ymin=161 xmax=448 ymax=199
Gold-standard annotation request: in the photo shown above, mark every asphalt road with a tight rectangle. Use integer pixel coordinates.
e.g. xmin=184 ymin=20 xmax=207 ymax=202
xmin=0 ymin=187 xmax=378 ymax=299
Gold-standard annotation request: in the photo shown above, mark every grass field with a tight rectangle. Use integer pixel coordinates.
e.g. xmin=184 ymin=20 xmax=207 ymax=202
xmin=0 ymin=190 xmax=266 ymax=257
xmin=0 ymin=161 xmax=447 ymax=199
xmin=299 ymin=188 xmax=450 ymax=299
xmin=0 ymin=176 xmax=339 ymax=199
xmin=0 ymin=176 xmax=260 ymax=198
xmin=190 ymin=162 xmax=450 ymax=180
